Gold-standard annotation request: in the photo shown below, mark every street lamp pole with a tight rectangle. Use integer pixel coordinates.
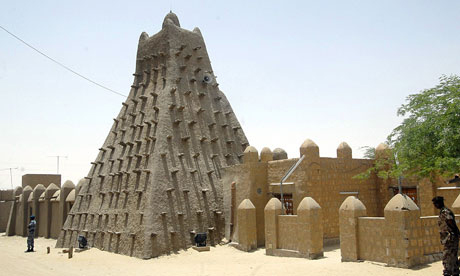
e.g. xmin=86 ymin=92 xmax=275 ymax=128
xmin=0 ymin=167 xmax=18 ymax=189
xmin=48 ymin=156 xmax=67 ymax=174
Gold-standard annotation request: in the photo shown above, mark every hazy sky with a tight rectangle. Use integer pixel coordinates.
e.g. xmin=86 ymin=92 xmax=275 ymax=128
xmin=1 ymin=1 xmax=459 ymax=189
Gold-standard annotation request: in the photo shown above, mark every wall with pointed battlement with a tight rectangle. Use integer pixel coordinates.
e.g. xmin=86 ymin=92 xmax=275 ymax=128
xmin=264 ymin=197 xmax=324 ymax=259
xmin=339 ymin=195 xmax=460 ymax=268
xmin=223 ymin=140 xmax=382 ymax=243
xmin=223 ymin=139 xmax=460 ymax=248
xmin=5 ymin=181 xmax=75 ymax=238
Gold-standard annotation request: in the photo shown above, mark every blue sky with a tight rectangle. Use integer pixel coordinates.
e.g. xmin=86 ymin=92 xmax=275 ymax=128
xmin=1 ymin=1 xmax=460 ymax=189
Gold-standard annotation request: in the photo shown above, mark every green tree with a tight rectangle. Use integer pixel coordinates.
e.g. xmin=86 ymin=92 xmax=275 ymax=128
xmin=354 ymin=145 xmax=398 ymax=180
xmin=359 ymin=146 xmax=376 ymax=159
xmin=388 ymin=75 xmax=460 ymax=178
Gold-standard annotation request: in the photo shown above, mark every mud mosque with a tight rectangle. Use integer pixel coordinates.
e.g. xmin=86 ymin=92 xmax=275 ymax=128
xmin=1 ymin=12 xmax=460 ymax=269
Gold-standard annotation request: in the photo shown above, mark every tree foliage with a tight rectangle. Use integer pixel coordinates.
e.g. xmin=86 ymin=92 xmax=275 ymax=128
xmin=388 ymin=75 xmax=460 ymax=178
xmin=359 ymin=146 xmax=376 ymax=159
xmin=354 ymin=146 xmax=399 ymax=180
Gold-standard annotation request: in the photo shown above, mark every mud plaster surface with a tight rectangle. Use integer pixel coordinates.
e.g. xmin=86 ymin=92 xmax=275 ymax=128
xmin=56 ymin=13 xmax=248 ymax=258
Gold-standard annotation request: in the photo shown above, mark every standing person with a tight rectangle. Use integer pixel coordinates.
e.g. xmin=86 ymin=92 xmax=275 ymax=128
xmin=432 ymin=196 xmax=460 ymax=276
xmin=26 ymin=215 xmax=36 ymax=253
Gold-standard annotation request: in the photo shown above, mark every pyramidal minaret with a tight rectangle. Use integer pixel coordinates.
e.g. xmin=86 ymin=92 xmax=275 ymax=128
xmin=56 ymin=12 xmax=249 ymax=258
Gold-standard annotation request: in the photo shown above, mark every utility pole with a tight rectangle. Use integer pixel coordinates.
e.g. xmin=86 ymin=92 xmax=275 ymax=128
xmin=394 ymin=154 xmax=402 ymax=194
xmin=279 ymin=155 xmax=305 ymax=215
xmin=0 ymin=167 xmax=18 ymax=189
xmin=48 ymin=156 xmax=67 ymax=174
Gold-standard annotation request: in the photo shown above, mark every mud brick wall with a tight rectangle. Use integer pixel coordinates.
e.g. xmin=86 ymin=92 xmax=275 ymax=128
xmin=266 ymin=156 xmax=376 ymax=238
xmin=0 ymin=201 xmax=13 ymax=232
xmin=421 ymin=216 xmax=443 ymax=255
xmin=341 ymin=195 xmax=460 ymax=268
xmin=357 ymin=217 xmax=386 ymax=263
xmin=6 ymin=182 xmax=74 ymax=238
xmin=264 ymin=197 xmax=323 ymax=259
xmin=277 ymin=215 xmax=298 ymax=251
xmin=224 ymin=141 xmax=384 ymax=243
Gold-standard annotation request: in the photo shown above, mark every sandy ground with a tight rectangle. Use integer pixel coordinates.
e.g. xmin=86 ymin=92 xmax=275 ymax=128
xmin=0 ymin=234 xmax=444 ymax=276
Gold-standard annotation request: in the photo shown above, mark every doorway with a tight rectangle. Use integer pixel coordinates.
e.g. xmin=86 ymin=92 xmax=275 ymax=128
xmin=391 ymin=187 xmax=418 ymax=205
xmin=273 ymin=193 xmax=294 ymax=215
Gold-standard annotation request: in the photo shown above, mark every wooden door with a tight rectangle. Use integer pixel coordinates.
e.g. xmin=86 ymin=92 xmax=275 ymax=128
xmin=391 ymin=187 xmax=418 ymax=205
xmin=403 ymin=188 xmax=418 ymax=205
xmin=273 ymin=193 xmax=294 ymax=215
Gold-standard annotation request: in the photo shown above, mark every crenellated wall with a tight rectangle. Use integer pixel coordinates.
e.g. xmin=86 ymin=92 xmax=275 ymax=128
xmin=339 ymin=194 xmax=460 ymax=268
xmin=223 ymin=140 xmax=384 ymax=243
xmin=222 ymin=146 xmax=268 ymax=246
xmin=5 ymin=180 xmax=75 ymax=238
xmin=222 ymin=139 xmax=460 ymax=246
xmin=264 ymin=197 xmax=323 ymax=259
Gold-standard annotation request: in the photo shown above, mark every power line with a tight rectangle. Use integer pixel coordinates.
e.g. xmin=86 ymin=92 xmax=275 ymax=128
xmin=0 ymin=25 xmax=127 ymax=98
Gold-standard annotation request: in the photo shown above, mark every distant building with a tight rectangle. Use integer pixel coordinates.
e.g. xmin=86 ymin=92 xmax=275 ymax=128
xmin=22 ymin=174 xmax=61 ymax=189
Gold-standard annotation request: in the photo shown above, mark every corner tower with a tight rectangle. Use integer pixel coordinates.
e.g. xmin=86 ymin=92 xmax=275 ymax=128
xmin=56 ymin=12 xmax=249 ymax=258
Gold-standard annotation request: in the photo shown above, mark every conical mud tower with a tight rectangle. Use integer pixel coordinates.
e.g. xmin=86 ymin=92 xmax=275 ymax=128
xmin=56 ymin=12 xmax=249 ymax=258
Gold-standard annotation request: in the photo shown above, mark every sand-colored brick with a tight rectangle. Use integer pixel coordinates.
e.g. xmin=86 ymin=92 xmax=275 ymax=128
xmin=236 ymin=199 xmax=257 ymax=251
xmin=339 ymin=196 xmax=367 ymax=261
xmin=264 ymin=197 xmax=323 ymax=259
xmin=339 ymin=194 xmax=460 ymax=268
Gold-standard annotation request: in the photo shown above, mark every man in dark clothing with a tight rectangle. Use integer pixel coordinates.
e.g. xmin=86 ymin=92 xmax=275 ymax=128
xmin=26 ymin=215 xmax=36 ymax=252
xmin=433 ymin=196 xmax=460 ymax=276
xmin=448 ymin=174 xmax=460 ymax=184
